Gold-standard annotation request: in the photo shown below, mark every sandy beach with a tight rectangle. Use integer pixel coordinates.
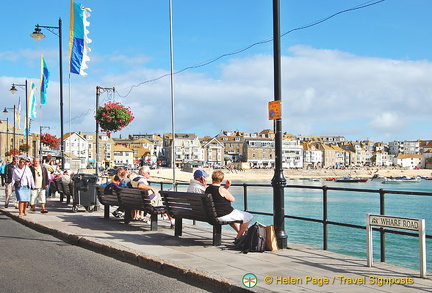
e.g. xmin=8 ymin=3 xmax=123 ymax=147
xmin=150 ymin=167 xmax=432 ymax=183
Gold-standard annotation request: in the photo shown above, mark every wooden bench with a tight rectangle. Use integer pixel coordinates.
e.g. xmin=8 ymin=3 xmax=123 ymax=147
xmin=160 ymin=190 xmax=243 ymax=246
xmin=114 ymin=188 xmax=165 ymax=231
xmin=95 ymin=185 xmax=121 ymax=219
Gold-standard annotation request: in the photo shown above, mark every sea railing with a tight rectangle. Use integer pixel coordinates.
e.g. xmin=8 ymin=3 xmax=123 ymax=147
xmin=151 ymin=180 xmax=432 ymax=263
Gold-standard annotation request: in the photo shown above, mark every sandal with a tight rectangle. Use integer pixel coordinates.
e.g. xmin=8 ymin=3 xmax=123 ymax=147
xmin=41 ymin=210 xmax=48 ymax=214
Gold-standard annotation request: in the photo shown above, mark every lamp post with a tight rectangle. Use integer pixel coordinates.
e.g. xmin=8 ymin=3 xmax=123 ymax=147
xmin=40 ymin=126 xmax=50 ymax=161
xmin=9 ymin=82 xmax=28 ymax=155
xmin=30 ymin=18 xmax=64 ymax=170
xmin=271 ymin=0 xmax=288 ymax=249
xmin=95 ymin=86 xmax=115 ymax=177
xmin=3 ymin=106 xmax=16 ymax=152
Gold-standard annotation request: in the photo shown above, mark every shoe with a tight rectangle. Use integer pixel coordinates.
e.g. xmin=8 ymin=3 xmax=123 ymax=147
xmin=31 ymin=210 xmax=36 ymax=214
xmin=41 ymin=210 xmax=48 ymax=214
xmin=4 ymin=205 xmax=8 ymax=208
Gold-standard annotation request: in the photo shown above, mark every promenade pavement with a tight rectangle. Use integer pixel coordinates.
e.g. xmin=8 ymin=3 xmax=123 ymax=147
xmin=1 ymin=191 xmax=431 ymax=292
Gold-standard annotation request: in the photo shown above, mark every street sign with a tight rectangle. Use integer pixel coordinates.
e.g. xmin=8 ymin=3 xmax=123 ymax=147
xmin=366 ymin=214 xmax=426 ymax=278
xmin=268 ymin=100 xmax=281 ymax=120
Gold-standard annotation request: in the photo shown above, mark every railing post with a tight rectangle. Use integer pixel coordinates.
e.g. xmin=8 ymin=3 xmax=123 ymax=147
xmin=323 ymin=185 xmax=328 ymax=250
xmin=243 ymin=183 xmax=248 ymax=211
xmin=379 ymin=188 xmax=386 ymax=263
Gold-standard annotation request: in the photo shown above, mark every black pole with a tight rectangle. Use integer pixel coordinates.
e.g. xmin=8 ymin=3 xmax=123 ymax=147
xmin=95 ymin=86 xmax=100 ymax=176
xmin=271 ymin=0 xmax=287 ymax=249
xmin=25 ymin=80 xmax=28 ymax=155
xmin=58 ymin=18 xmax=65 ymax=170
xmin=13 ymin=105 xmax=15 ymax=151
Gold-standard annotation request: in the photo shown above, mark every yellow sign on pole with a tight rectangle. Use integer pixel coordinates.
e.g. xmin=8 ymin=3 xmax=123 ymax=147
xmin=268 ymin=100 xmax=281 ymax=120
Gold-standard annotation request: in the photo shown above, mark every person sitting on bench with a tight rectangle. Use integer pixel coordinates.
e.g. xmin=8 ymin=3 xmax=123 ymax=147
xmin=205 ymin=170 xmax=252 ymax=242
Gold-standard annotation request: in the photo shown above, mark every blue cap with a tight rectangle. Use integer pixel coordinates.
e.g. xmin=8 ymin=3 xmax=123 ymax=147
xmin=193 ymin=170 xmax=209 ymax=178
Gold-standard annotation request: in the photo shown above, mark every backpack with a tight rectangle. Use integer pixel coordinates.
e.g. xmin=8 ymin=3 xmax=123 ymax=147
xmin=237 ymin=222 xmax=267 ymax=253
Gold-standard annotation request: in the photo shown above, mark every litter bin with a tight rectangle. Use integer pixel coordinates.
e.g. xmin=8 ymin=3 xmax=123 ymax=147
xmin=72 ymin=173 xmax=99 ymax=212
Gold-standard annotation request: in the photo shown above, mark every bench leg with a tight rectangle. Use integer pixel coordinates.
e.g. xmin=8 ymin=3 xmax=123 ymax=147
xmin=213 ymin=224 xmax=222 ymax=246
xmin=124 ymin=209 xmax=131 ymax=224
xmin=175 ymin=218 xmax=182 ymax=237
xmin=150 ymin=213 xmax=158 ymax=231
xmin=104 ymin=205 xmax=109 ymax=219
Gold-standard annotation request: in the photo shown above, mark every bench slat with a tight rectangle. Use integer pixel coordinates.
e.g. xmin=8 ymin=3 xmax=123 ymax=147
xmin=160 ymin=190 xmax=244 ymax=246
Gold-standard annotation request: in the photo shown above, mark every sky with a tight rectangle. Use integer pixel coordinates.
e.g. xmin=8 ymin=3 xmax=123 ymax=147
xmin=1 ymin=0 xmax=432 ymax=143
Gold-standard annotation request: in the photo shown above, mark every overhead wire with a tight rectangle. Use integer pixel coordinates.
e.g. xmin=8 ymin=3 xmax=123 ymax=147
xmin=70 ymin=0 xmax=386 ymax=122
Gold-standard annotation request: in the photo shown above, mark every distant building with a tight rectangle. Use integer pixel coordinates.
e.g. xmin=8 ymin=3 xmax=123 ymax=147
xmin=394 ymin=154 xmax=424 ymax=169
xmin=243 ymin=138 xmax=274 ymax=168
xmin=113 ymin=145 xmax=134 ymax=168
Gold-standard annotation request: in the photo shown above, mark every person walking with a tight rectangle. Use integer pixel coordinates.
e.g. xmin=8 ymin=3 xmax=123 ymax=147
xmin=11 ymin=157 xmax=34 ymax=217
xmin=4 ymin=156 xmax=18 ymax=208
xmin=29 ymin=158 xmax=49 ymax=213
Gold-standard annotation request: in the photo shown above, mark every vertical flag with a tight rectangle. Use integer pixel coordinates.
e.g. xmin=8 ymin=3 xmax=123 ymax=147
xmin=16 ymin=97 xmax=21 ymax=129
xmin=29 ymin=82 xmax=37 ymax=119
xmin=40 ymin=55 xmax=50 ymax=105
xmin=69 ymin=0 xmax=92 ymax=76
xmin=25 ymin=81 xmax=36 ymax=137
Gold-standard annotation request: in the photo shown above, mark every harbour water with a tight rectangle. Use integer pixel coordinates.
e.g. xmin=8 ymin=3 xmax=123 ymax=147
xmin=224 ymin=179 xmax=432 ymax=272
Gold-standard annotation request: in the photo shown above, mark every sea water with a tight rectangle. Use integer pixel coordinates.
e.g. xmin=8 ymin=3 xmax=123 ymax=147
xmin=225 ymin=179 xmax=432 ymax=272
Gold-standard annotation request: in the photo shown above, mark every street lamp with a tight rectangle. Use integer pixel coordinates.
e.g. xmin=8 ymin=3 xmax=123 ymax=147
xmin=30 ymin=18 xmax=64 ymax=170
xmin=95 ymin=86 xmax=115 ymax=177
xmin=271 ymin=0 xmax=288 ymax=249
xmin=3 ymin=106 xmax=16 ymax=152
xmin=9 ymin=82 xmax=28 ymax=154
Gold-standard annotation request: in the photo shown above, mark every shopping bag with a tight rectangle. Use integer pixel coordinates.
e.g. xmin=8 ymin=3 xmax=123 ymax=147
xmin=265 ymin=225 xmax=278 ymax=251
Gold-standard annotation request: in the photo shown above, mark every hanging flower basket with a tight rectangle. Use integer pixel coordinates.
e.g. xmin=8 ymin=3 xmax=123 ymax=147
xmin=19 ymin=144 xmax=31 ymax=153
xmin=95 ymin=101 xmax=135 ymax=134
xmin=41 ymin=133 xmax=61 ymax=149
xmin=8 ymin=148 xmax=19 ymax=156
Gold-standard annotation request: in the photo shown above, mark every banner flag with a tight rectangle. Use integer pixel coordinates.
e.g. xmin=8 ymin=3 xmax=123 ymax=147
xmin=16 ymin=97 xmax=21 ymax=129
xmin=29 ymin=82 xmax=37 ymax=119
xmin=40 ymin=55 xmax=50 ymax=105
xmin=69 ymin=0 xmax=92 ymax=76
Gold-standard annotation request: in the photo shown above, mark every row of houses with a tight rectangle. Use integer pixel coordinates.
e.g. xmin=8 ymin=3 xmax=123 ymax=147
xmin=0 ymin=122 xmax=431 ymax=170
xmin=59 ymin=130 xmax=432 ymax=170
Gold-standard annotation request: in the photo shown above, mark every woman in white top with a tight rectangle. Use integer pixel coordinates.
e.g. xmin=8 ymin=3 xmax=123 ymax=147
xmin=11 ymin=158 xmax=35 ymax=217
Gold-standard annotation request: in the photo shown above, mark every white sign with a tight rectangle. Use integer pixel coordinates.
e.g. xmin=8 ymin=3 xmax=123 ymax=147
xmin=369 ymin=215 xmax=421 ymax=231
xmin=366 ymin=214 xmax=426 ymax=278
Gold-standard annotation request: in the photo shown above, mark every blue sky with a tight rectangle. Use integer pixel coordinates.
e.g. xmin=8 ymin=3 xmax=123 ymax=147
xmin=1 ymin=0 xmax=432 ymax=143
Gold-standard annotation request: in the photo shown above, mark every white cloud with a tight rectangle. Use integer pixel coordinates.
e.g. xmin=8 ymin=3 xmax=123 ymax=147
xmin=2 ymin=45 xmax=432 ymax=142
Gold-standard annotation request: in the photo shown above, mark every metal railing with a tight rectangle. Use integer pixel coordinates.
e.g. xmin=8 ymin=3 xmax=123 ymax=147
xmin=151 ymin=180 xmax=432 ymax=263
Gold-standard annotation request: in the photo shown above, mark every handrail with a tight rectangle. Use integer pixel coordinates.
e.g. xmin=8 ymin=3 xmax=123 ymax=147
xmin=150 ymin=180 xmax=432 ymax=263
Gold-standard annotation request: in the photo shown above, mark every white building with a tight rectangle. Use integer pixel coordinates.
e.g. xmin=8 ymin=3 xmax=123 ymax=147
xmin=63 ymin=132 xmax=88 ymax=169
xmin=113 ymin=145 xmax=134 ymax=168
xmin=394 ymin=154 xmax=425 ymax=169
xmin=282 ymin=138 xmax=303 ymax=168
xmin=302 ymin=143 xmax=323 ymax=168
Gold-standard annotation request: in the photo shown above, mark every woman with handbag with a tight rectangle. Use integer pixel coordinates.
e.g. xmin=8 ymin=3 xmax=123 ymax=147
xmin=11 ymin=158 xmax=35 ymax=217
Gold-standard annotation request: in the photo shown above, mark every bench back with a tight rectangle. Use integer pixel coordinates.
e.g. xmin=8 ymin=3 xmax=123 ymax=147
xmin=95 ymin=185 xmax=120 ymax=206
xmin=115 ymin=188 xmax=147 ymax=210
xmin=160 ymin=191 xmax=220 ymax=225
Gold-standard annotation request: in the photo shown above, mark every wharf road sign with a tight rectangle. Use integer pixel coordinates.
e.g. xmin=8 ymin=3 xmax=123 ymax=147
xmin=366 ymin=214 xmax=426 ymax=278
xmin=369 ymin=214 xmax=421 ymax=231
